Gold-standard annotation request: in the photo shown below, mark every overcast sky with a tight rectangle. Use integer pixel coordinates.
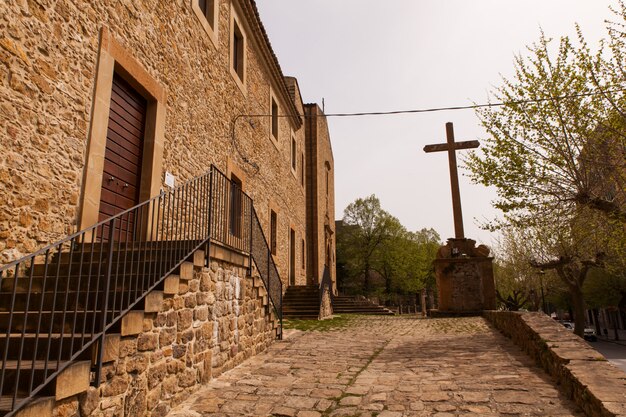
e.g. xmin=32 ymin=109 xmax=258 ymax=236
xmin=255 ymin=0 xmax=614 ymax=247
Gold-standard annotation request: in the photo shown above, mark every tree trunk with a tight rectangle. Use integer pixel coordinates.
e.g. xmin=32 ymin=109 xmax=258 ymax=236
xmin=613 ymin=310 xmax=620 ymax=341
xmin=363 ymin=261 xmax=370 ymax=295
xmin=570 ymin=285 xmax=586 ymax=338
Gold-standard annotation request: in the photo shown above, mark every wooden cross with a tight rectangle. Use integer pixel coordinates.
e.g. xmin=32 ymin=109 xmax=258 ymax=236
xmin=423 ymin=122 xmax=479 ymax=240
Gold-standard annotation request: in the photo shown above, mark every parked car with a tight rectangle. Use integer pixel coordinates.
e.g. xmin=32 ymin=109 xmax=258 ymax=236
xmin=560 ymin=321 xmax=574 ymax=331
xmin=584 ymin=327 xmax=598 ymax=342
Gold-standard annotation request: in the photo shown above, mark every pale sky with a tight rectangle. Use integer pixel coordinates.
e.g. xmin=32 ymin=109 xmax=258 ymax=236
xmin=255 ymin=0 xmax=614 ymax=246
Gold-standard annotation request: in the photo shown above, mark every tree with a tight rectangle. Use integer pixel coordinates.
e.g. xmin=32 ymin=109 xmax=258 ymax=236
xmin=340 ymin=195 xmax=398 ymax=295
xmin=337 ymin=195 xmax=441 ymax=302
xmin=465 ymin=11 xmax=626 ymax=335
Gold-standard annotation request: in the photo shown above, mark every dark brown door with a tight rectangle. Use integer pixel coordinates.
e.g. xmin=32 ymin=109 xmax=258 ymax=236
xmin=99 ymin=74 xmax=146 ymax=240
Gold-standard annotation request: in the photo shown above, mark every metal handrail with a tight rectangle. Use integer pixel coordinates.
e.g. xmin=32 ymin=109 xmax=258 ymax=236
xmin=0 ymin=165 xmax=283 ymax=415
xmin=249 ymin=209 xmax=283 ymax=339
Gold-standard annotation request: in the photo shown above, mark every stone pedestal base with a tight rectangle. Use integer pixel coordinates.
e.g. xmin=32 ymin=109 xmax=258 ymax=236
xmin=432 ymin=238 xmax=495 ymax=315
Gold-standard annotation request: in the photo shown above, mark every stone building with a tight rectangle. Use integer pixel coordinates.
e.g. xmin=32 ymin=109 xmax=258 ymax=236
xmin=0 ymin=0 xmax=335 ymax=415
xmin=0 ymin=0 xmax=341 ymax=288
xmin=304 ymin=103 xmax=336 ymax=291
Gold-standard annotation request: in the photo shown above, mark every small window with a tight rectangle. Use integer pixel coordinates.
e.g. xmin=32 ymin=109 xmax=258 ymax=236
xmin=301 ymin=238 xmax=305 ymax=269
xmin=192 ymin=0 xmax=218 ymax=46
xmin=291 ymin=137 xmax=297 ymax=171
xmin=232 ymin=19 xmax=244 ymax=81
xmin=300 ymin=153 xmax=304 ymax=187
xmin=326 ymin=170 xmax=329 ymax=196
xmin=229 ymin=174 xmax=242 ymax=238
xmin=198 ymin=0 xmax=215 ymax=30
xmin=289 ymin=228 xmax=296 ymax=285
xmin=270 ymin=210 xmax=277 ymax=255
xmin=271 ymin=97 xmax=279 ymax=140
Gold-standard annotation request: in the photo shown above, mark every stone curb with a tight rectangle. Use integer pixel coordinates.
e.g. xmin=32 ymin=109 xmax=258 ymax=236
xmin=484 ymin=311 xmax=626 ymax=417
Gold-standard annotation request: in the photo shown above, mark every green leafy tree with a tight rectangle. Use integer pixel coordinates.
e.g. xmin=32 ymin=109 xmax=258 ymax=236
xmin=340 ymin=195 xmax=397 ymax=295
xmin=337 ymin=195 xmax=441 ymax=301
xmin=465 ymin=9 xmax=626 ymax=335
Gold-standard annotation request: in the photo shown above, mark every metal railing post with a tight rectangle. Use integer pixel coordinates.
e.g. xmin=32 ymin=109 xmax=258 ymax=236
xmin=95 ymin=218 xmax=116 ymax=386
xmin=248 ymin=204 xmax=253 ymax=276
xmin=206 ymin=168 xmax=214 ymax=259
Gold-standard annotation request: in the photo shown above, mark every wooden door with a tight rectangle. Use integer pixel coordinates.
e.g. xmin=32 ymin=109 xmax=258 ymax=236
xmin=98 ymin=74 xmax=146 ymax=240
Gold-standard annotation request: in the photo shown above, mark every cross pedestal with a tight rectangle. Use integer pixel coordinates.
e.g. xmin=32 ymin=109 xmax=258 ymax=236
xmin=423 ymin=122 xmax=495 ymax=316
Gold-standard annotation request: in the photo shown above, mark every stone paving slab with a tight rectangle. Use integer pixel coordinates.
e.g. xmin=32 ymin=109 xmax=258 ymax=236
xmin=167 ymin=316 xmax=584 ymax=417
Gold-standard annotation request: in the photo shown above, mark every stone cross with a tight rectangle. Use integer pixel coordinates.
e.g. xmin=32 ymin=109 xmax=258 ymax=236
xmin=423 ymin=122 xmax=479 ymax=240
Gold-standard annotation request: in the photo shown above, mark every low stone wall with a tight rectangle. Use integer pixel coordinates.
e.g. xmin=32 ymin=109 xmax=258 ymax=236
xmin=484 ymin=311 xmax=626 ymax=417
xmin=52 ymin=257 xmax=277 ymax=417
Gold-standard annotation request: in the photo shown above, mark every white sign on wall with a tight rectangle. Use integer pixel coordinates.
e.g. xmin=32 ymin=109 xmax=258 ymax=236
xmin=165 ymin=171 xmax=176 ymax=188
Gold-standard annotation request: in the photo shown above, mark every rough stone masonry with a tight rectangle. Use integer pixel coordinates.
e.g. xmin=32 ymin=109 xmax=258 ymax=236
xmin=51 ymin=258 xmax=277 ymax=417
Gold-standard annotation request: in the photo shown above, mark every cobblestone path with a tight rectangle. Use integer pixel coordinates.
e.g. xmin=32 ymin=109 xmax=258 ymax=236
xmin=168 ymin=316 xmax=584 ymax=417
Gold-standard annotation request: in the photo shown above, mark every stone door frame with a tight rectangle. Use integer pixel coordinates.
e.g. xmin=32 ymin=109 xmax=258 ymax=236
xmin=78 ymin=27 xmax=166 ymax=233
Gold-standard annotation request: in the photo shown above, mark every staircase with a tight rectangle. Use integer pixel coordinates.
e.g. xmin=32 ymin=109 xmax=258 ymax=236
xmin=332 ymin=296 xmax=395 ymax=315
xmin=0 ymin=166 xmax=283 ymax=416
xmin=282 ymin=286 xmax=320 ymax=319
xmin=0 ymin=241 xmax=198 ymax=416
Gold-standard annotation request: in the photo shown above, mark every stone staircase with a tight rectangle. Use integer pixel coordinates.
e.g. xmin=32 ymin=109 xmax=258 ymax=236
xmin=282 ymin=285 xmax=320 ymax=319
xmin=332 ymin=296 xmax=395 ymax=315
xmin=0 ymin=245 xmax=279 ymax=417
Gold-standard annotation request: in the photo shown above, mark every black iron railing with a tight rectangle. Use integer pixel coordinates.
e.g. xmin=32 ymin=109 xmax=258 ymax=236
xmin=0 ymin=165 xmax=282 ymax=415
xmin=249 ymin=209 xmax=283 ymax=338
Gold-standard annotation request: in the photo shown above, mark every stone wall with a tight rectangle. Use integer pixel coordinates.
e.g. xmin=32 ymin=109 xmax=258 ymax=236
xmin=484 ymin=311 xmax=626 ymax=417
xmin=432 ymin=238 xmax=495 ymax=314
xmin=51 ymin=257 xmax=277 ymax=417
xmin=0 ymin=0 xmax=308 ymax=291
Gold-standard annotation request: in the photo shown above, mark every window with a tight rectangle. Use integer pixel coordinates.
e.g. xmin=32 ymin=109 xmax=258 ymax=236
xmin=270 ymin=210 xmax=277 ymax=255
xmin=232 ymin=18 xmax=244 ymax=81
xmin=192 ymin=0 xmax=218 ymax=46
xmin=229 ymin=174 xmax=242 ymax=237
xmin=326 ymin=170 xmax=329 ymax=196
xmin=291 ymin=136 xmax=297 ymax=171
xmin=301 ymin=238 xmax=305 ymax=269
xmin=198 ymin=0 xmax=216 ymax=30
xmin=300 ymin=153 xmax=304 ymax=187
xmin=271 ymin=97 xmax=279 ymax=140
xmin=289 ymin=228 xmax=296 ymax=285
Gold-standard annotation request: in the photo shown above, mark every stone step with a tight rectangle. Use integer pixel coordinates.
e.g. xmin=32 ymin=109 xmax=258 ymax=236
xmin=0 ymin=359 xmax=90 ymax=400
xmin=0 ymin=395 xmax=54 ymax=417
xmin=0 ymin=287 xmax=159 ymax=312
xmin=0 ymin=311 xmax=113 ymax=334
xmin=0 ymin=333 xmax=94 ymax=361
xmin=2 ymin=273 xmax=159 ymax=294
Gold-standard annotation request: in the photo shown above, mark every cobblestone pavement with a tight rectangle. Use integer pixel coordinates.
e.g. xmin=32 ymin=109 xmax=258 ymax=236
xmin=168 ymin=316 xmax=584 ymax=417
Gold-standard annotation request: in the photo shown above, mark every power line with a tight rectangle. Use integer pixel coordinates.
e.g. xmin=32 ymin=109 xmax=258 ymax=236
xmin=234 ymin=87 xmax=626 ymax=120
